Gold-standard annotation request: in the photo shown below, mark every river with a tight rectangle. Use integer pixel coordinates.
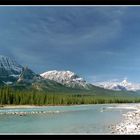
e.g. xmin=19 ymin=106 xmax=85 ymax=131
xmin=0 ymin=104 xmax=137 ymax=134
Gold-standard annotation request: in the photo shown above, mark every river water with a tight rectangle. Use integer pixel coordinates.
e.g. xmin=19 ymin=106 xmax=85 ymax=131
xmin=0 ymin=104 xmax=137 ymax=134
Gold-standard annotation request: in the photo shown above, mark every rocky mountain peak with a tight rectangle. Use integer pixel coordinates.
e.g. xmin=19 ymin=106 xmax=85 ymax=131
xmin=40 ymin=70 xmax=90 ymax=89
xmin=0 ymin=55 xmax=23 ymax=83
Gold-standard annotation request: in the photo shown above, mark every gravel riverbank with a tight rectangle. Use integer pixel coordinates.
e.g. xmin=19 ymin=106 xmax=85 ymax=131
xmin=111 ymin=104 xmax=140 ymax=134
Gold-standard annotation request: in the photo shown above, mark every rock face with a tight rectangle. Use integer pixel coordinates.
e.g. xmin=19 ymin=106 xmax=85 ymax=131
xmin=40 ymin=70 xmax=90 ymax=89
xmin=17 ymin=66 xmax=42 ymax=83
xmin=0 ymin=55 xmax=23 ymax=83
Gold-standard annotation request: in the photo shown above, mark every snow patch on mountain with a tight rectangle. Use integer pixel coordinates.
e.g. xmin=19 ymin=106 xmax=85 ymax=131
xmin=3 ymin=81 xmax=13 ymax=85
xmin=95 ymin=79 xmax=140 ymax=91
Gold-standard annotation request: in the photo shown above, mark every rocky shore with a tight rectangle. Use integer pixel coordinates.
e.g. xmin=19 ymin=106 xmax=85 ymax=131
xmin=0 ymin=110 xmax=61 ymax=116
xmin=111 ymin=105 xmax=140 ymax=134
xmin=0 ymin=105 xmax=45 ymax=108
xmin=0 ymin=105 xmax=62 ymax=116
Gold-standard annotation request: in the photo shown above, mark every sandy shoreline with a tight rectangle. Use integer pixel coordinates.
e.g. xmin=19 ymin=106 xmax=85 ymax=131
xmin=1 ymin=103 xmax=140 ymax=109
xmin=0 ymin=104 xmax=100 ymax=109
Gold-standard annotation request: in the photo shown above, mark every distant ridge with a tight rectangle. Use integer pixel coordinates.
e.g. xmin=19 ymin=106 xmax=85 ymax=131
xmin=95 ymin=79 xmax=140 ymax=91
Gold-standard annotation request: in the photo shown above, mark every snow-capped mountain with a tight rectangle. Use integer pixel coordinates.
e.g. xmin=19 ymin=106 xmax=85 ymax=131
xmin=2 ymin=54 xmax=140 ymax=93
xmin=0 ymin=55 xmax=23 ymax=83
xmin=95 ymin=79 xmax=140 ymax=91
xmin=40 ymin=70 xmax=90 ymax=89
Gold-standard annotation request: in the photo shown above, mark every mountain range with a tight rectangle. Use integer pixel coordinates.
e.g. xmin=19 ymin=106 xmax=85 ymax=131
xmin=0 ymin=55 xmax=95 ymax=92
xmin=0 ymin=55 xmax=140 ymax=94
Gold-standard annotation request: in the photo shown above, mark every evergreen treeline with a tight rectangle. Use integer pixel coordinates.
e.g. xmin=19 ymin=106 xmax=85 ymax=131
xmin=0 ymin=86 xmax=140 ymax=105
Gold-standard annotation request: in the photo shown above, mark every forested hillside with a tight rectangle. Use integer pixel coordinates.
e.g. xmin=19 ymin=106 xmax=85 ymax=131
xmin=0 ymin=86 xmax=140 ymax=106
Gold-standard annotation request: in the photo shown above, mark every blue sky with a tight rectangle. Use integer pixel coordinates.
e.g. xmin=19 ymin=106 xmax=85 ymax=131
xmin=1 ymin=6 xmax=140 ymax=83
